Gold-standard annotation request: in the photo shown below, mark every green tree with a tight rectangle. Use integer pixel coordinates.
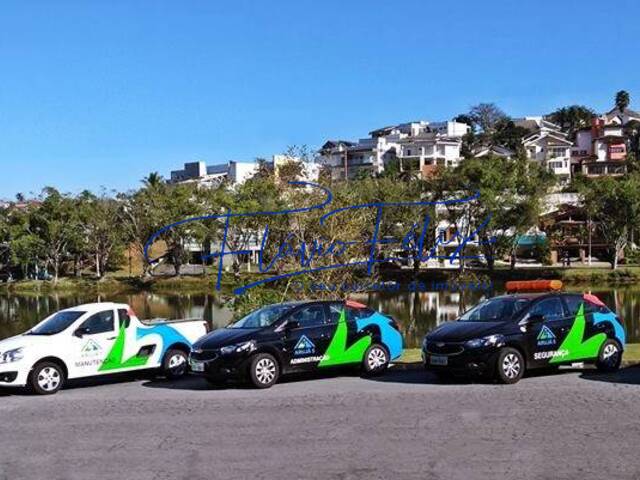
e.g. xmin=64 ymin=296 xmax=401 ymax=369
xmin=433 ymin=155 xmax=554 ymax=271
xmin=547 ymin=105 xmax=595 ymax=138
xmin=615 ymin=90 xmax=630 ymax=112
xmin=578 ymin=174 xmax=640 ymax=269
xmin=30 ymin=188 xmax=80 ymax=282
xmin=468 ymin=103 xmax=507 ymax=134
xmin=77 ymin=190 xmax=127 ymax=278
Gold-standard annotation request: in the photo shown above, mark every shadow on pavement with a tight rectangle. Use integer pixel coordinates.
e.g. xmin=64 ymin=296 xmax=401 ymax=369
xmin=141 ymin=368 xmax=359 ymax=391
xmin=367 ymin=368 xmax=476 ymax=385
xmin=0 ymin=371 xmax=157 ymax=396
xmin=579 ymin=366 xmax=640 ymax=385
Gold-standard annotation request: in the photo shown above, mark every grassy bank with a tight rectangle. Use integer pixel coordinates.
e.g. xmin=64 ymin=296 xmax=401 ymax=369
xmin=397 ymin=344 xmax=640 ymax=367
xmin=3 ymin=265 xmax=640 ymax=294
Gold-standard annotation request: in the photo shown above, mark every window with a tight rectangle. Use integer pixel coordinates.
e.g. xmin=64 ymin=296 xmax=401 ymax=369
xmin=459 ymin=297 xmax=530 ymax=322
xmin=563 ymin=295 xmax=610 ymax=315
xmin=118 ymin=309 xmax=131 ymax=329
xmin=229 ymin=303 xmax=296 ymax=329
xmin=328 ymin=303 xmax=344 ymax=324
xmin=345 ymin=306 xmax=375 ymax=322
xmin=79 ymin=310 xmax=115 ymax=335
xmin=289 ymin=305 xmax=327 ymax=328
xmin=29 ymin=311 xmax=85 ymax=335
xmin=563 ymin=295 xmax=584 ymax=316
xmin=527 ymin=298 xmax=565 ymax=322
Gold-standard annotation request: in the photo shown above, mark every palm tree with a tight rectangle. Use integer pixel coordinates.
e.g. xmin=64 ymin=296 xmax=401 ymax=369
xmin=142 ymin=172 xmax=164 ymax=189
xmin=615 ymin=90 xmax=630 ymax=112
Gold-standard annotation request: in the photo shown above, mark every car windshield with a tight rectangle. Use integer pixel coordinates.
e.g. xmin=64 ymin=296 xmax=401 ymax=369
xmin=228 ymin=304 xmax=297 ymax=329
xmin=28 ymin=311 xmax=85 ymax=335
xmin=459 ymin=297 xmax=530 ymax=322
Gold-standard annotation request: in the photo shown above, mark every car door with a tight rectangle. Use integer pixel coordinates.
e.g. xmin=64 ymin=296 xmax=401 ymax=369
xmin=282 ymin=304 xmax=333 ymax=371
xmin=521 ymin=297 xmax=569 ymax=368
xmin=70 ymin=309 xmax=118 ymax=378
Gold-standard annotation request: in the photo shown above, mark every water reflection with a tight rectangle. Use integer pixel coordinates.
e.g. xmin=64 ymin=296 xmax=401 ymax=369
xmin=0 ymin=287 xmax=638 ymax=348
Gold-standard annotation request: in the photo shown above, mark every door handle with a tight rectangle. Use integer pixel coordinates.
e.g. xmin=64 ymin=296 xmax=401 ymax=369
xmin=107 ymin=336 xmax=116 ymax=340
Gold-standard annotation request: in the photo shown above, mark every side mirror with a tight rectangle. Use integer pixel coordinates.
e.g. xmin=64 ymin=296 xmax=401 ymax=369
xmin=74 ymin=327 xmax=90 ymax=338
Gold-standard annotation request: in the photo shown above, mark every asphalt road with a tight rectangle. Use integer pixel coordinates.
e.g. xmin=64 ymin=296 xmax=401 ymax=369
xmin=1 ymin=367 xmax=640 ymax=480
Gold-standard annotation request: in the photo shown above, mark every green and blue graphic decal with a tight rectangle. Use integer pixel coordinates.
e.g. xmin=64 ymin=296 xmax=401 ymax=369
xmin=549 ymin=303 xmax=611 ymax=364
xmin=99 ymin=323 xmax=191 ymax=372
xmin=318 ymin=309 xmax=402 ymax=368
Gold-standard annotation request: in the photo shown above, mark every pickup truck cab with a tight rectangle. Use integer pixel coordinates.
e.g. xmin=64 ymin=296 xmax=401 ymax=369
xmin=0 ymin=302 xmax=209 ymax=394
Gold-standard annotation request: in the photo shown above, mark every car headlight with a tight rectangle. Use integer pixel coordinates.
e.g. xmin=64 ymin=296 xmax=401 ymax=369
xmin=465 ymin=334 xmax=505 ymax=349
xmin=220 ymin=341 xmax=256 ymax=356
xmin=0 ymin=347 xmax=24 ymax=364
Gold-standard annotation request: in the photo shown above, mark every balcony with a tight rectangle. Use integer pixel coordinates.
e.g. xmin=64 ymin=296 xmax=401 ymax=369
xmin=582 ymin=161 xmax=627 ymax=177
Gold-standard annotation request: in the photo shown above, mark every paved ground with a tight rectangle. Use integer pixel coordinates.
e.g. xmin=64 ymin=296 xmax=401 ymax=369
xmin=1 ymin=367 xmax=640 ymax=480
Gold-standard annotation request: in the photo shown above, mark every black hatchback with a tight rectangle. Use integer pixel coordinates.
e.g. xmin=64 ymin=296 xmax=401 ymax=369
xmin=422 ymin=290 xmax=626 ymax=384
xmin=189 ymin=300 xmax=404 ymax=388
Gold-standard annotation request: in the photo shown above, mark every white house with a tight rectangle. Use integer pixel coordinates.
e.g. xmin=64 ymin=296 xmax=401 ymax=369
xmin=319 ymin=120 xmax=469 ymax=179
xmin=520 ymin=119 xmax=572 ymax=179
xmin=170 ymin=160 xmax=260 ymax=187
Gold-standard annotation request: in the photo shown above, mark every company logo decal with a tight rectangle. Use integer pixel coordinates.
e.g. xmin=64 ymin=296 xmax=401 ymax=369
xmin=81 ymin=339 xmax=102 ymax=357
xmin=537 ymin=325 xmax=556 ymax=346
xmin=294 ymin=335 xmax=316 ymax=356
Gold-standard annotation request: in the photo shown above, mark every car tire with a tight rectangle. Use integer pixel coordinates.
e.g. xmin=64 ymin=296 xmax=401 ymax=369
xmin=596 ymin=339 xmax=622 ymax=373
xmin=495 ymin=347 xmax=525 ymax=384
xmin=29 ymin=361 xmax=65 ymax=395
xmin=362 ymin=344 xmax=389 ymax=376
xmin=248 ymin=353 xmax=279 ymax=389
xmin=162 ymin=349 xmax=188 ymax=379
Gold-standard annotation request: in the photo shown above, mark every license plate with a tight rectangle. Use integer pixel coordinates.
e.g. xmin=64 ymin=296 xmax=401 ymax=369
xmin=430 ymin=355 xmax=448 ymax=366
xmin=190 ymin=360 xmax=205 ymax=372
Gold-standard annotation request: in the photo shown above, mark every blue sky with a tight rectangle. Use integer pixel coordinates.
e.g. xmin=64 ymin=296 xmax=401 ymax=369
xmin=1 ymin=0 xmax=639 ymax=198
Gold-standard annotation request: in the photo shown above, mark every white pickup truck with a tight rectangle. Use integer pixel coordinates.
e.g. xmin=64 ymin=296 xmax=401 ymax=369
xmin=0 ymin=302 xmax=209 ymax=394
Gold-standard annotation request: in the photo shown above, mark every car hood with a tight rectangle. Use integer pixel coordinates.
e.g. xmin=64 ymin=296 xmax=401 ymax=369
xmin=194 ymin=328 xmax=262 ymax=350
xmin=0 ymin=333 xmax=45 ymax=352
xmin=426 ymin=321 xmax=507 ymax=342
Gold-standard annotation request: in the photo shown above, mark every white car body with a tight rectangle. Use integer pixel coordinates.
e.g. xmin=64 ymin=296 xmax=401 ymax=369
xmin=0 ymin=302 xmax=208 ymax=389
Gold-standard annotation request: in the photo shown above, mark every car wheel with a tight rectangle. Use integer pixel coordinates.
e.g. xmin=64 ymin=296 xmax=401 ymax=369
xmin=249 ymin=353 xmax=279 ymax=389
xmin=163 ymin=349 xmax=188 ymax=379
xmin=495 ymin=347 xmax=524 ymax=384
xmin=362 ymin=344 xmax=389 ymax=376
xmin=30 ymin=361 xmax=65 ymax=395
xmin=596 ymin=339 xmax=622 ymax=372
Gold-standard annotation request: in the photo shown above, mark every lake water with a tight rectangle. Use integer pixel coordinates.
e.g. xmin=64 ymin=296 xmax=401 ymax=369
xmin=1 ymin=286 xmax=639 ymax=347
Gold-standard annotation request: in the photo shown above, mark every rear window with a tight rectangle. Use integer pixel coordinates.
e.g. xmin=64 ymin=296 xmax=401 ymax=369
xmin=564 ymin=295 xmax=611 ymax=315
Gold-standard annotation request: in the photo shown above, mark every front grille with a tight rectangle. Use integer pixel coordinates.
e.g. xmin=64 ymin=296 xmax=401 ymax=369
xmin=190 ymin=350 xmax=218 ymax=361
xmin=426 ymin=343 xmax=464 ymax=356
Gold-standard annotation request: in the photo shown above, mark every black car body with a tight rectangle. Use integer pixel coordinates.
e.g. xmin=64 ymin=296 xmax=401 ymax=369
xmin=189 ymin=300 xmax=404 ymax=388
xmin=422 ymin=291 xmax=626 ymax=383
